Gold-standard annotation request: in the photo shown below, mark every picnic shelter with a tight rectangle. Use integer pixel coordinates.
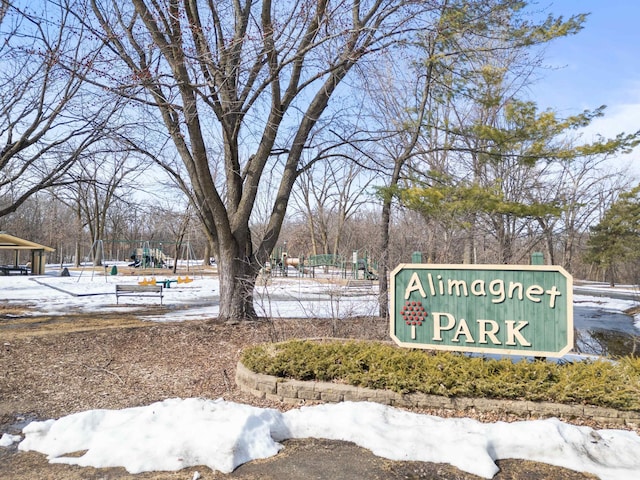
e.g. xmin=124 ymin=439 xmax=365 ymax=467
xmin=0 ymin=232 xmax=54 ymax=275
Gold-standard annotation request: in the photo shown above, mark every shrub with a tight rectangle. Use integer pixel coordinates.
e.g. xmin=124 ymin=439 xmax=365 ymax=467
xmin=240 ymin=340 xmax=640 ymax=411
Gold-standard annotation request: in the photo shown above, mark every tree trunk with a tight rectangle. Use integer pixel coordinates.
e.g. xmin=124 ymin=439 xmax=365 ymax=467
xmin=173 ymin=242 xmax=180 ymax=274
xmin=607 ymin=264 xmax=616 ymax=288
xmin=544 ymin=229 xmax=555 ymax=265
xmin=378 ymin=195 xmax=392 ymax=319
xmin=537 ymin=217 xmax=556 ymax=265
xmin=217 ymin=250 xmax=258 ymax=322
xmin=74 ymin=241 xmax=81 ymax=268
xmin=203 ymin=241 xmax=211 ymax=266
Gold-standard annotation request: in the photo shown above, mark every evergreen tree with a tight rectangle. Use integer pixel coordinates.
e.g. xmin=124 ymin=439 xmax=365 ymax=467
xmin=397 ymin=99 xmax=639 ymax=262
xmin=585 ymin=185 xmax=640 ymax=286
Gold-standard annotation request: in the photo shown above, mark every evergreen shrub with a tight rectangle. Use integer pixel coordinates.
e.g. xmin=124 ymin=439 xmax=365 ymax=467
xmin=240 ymin=340 xmax=640 ymax=411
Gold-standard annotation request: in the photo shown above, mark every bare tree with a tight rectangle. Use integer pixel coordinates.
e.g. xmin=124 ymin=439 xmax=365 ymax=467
xmin=0 ymin=1 xmax=119 ymax=219
xmin=366 ymin=36 xmax=437 ymax=318
xmin=292 ymin=155 xmax=377 ymax=257
xmin=551 ymin=157 xmax=635 ymax=273
xmin=55 ymin=144 xmax=147 ymax=265
xmin=150 ymin=202 xmax=196 ymax=273
xmin=83 ymin=0 xmax=429 ymax=321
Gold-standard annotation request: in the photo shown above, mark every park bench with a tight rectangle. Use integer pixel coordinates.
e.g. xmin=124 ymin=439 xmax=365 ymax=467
xmin=115 ymin=284 xmax=163 ymax=304
xmin=345 ymin=278 xmax=373 ymax=290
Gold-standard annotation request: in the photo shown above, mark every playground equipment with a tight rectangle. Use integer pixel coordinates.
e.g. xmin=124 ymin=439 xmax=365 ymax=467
xmin=138 ymin=276 xmax=193 ymax=288
xmin=307 ymin=253 xmax=344 ymax=278
xmin=78 ymin=239 xmax=171 ymax=281
xmin=126 ymin=239 xmax=204 ymax=276
xmin=76 ymin=238 xmax=206 ymax=283
xmin=352 ymin=251 xmax=378 ymax=281
xmin=77 ymin=239 xmax=107 ymax=282
xmin=266 ymin=246 xmax=378 ymax=281
xmin=175 ymin=240 xmax=202 ymax=273
xmin=129 ymin=244 xmax=170 ymax=269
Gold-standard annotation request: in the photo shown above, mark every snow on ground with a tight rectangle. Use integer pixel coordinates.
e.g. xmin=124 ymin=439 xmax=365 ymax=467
xmin=2 ymin=268 xmax=640 ymax=479
xmin=0 ymin=265 xmax=378 ymax=321
xmin=11 ymin=399 xmax=640 ymax=480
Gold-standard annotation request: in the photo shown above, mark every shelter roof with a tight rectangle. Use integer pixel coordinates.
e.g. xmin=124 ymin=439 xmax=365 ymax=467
xmin=0 ymin=232 xmax=55 ymax=252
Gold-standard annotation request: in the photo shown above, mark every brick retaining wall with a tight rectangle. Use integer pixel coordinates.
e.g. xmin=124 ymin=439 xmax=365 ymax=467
xmin=236 ymin=361 xmax=640 ymax=427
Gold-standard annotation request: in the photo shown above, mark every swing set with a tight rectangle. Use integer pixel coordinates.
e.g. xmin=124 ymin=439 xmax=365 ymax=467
xmin=77 ymin=238 xmax=204 ymax=281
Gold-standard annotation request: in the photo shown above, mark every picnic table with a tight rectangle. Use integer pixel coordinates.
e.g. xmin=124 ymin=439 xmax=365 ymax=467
xmin=0 ymin=265 xmax=29 ymax=275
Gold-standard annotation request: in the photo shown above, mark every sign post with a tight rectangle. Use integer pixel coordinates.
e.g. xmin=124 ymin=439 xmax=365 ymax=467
xmin=390 ymin=264 xmax=573 ymax=357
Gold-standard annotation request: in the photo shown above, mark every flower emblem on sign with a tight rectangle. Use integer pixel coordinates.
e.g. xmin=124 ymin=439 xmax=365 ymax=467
xmin=400 ymin=300 xmax=427 ymax=339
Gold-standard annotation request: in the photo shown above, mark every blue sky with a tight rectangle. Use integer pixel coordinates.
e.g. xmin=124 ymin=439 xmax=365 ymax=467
xmin=527 ymin=1 xmax=640 ymax=173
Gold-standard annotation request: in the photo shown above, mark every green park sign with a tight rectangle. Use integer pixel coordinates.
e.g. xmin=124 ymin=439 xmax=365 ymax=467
xmin=390 ymin=264 xmax=573 ymax=357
